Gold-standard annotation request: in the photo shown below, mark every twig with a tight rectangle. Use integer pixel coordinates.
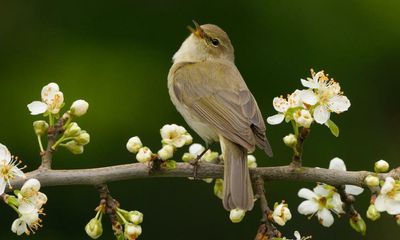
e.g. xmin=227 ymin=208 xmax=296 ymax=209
xmin=291 ymin=127 xmax=310 ymax=168
xmin=254 ymin=177 xmax=281 ymax=240
xmin=8 ymin=164 xmax=400 ymax=191
xmin=39 ymin=116 xmax=67 ymax=169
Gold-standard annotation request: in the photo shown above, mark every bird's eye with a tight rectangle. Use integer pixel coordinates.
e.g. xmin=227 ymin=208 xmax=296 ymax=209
xmin=211 ymin=38 xmax=220 ymax=46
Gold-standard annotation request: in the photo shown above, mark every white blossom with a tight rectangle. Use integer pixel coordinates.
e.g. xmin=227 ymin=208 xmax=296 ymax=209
xmin=247 ymin=155 xmax=257 ymax=168
xmin=85 ymin=217 xmax=103 ymax=239
xmin=297 ymin=184 xmax=344 ymax=227
xmin=375 ymin=177 xmax=400 ymax=215
xmin=160 ymin=124 xmax=192 ymax=148
xmin=182 ymin=143 xmax=219 ymax=163
xmin=374 ymin=159 xmax=389 ymax=173
xmin=301 ymin=70 xmax=350 ymax=124
xmin=27 ymin=82 xmax=64 ymax=115
xmin=293 ymin=109 xmax=313 ymax=128
xmin=157 ymin=145 xmax=174 ymax=160
xmin=229 ymin=208 xmax=246 ymax=223
xmin=126 ymin=137 xmax=143 ymax=154
xmin=329 ymin=158 xmax=364 ymax=195
xmin=124 ymin=223 xmax=142 ymax=239
xmin=70 ymin=99 xmax=89 ymax=117
xmin=17 ymin=178 xmax=48 ymax=210
xmin=126 ymin=211 xmax=143 ymax=225
xmin=136 ymin=147 xmax=153 ymax=163
xmin=0 ymin=144 xmax=25 ymax=194
xmin=272 ymin=202 xmax=292 ymax=226
xmin=11 ymin=204 xmax=41 ymax=236
xmin=283 ymin=134 xmax=297 ymax=148
xmin=364 ymin=175 xmax=379 ymax=187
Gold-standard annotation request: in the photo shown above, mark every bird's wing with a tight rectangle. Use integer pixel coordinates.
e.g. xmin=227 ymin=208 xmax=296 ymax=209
xmin=171 ymin=61 xmax=272 ymax=155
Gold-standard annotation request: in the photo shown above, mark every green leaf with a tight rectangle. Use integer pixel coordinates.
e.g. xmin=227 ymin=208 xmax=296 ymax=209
xmin=164 ymin=160 xmax=177 ymax=169
xmin=326 ymin=119 xmax=339 ymax=137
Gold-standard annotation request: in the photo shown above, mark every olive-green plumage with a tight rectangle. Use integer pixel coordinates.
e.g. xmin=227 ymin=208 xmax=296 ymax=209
xmin=168 ymin=23 xmax=272 ymax=210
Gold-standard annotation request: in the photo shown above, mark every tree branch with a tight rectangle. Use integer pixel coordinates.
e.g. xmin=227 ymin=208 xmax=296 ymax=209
xmin=9 ymin=162 xmax=400 ymax=190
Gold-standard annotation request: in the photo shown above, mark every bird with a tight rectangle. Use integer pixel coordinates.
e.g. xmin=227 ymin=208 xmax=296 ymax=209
xmin=168 ymin=21 xmax=272 ymax=211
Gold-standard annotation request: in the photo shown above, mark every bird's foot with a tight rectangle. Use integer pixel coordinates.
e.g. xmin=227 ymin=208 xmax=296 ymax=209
xmin=189 ymin=154 xmax=202 ymax=179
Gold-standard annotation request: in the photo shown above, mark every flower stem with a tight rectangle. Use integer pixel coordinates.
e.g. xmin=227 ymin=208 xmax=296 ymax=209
xmin=37 ymin=135 xmax=45 ymax=153
xmin=291 ymin=120 xmax=299 ymax=137
xmin=49 ymin=114 xmax=54 ymax=127
xmin=51 ymin=135 xmax=68 ymax=150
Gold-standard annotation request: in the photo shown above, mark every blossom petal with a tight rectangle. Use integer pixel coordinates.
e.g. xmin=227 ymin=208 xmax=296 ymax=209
xmin=27 ymin=101 xmax=48 ymax=115
xmin=298 ymin=188 xmax=317 ymax=200
xmin=385 ymin=199 xmax=400 ymax=215
xmin=329 ymin=157 xmax=346 ymax=171
xmin=300 ymin=90 xmax=318 ymax=105
xmin=301 ymin=79 xmax=319 ymax=89
xmin=327 ymin=95 xmax=350 ymax=113
xmin=345 ymin=185 xmax=364 ymax=196
xmin=11 ymin=167 xmax=25 ymax=179
xmin=374 ymin=195 xmax=386 ymax=212
xmin=314 ymin=185 xmax=331 ymax=198
xmin=266 ymin=114 xmax=285 ymax=125
xmin=298 ymin=200 xmax=319 ymax=215
xmin=313 ymin=105 xmax=330 ymax=124
xmin=318 ymin=208 xmax=334 ymax=227
xmin=21 ymin=178 xmax=41 ymax=195
xmin=273 ymin=97 xmax=290 ymax=113
xmin=41 ymin=82 xmax=60 ymax=103
xmin=0 ymin=143 xmax=11 ymax=163
xmin=381 ymin=177 xmax=395 ymax=194
xmin=329 ymin=192 xmax=345 ymax=214
xmin=0 ymin=180 xmax=6 ymax=195
xmin=11 ymin=218 xmax=27 ymax=236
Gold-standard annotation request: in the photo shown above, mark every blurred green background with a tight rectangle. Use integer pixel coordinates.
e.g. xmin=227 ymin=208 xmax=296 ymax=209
xmin=1 ymin=0 xmax=399 ymax=239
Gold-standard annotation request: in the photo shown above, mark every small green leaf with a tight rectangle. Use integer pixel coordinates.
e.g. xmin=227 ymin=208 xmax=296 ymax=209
xmin=164 ymin=160 xmax=177 ymax=169
xmin=327 ymin=119 xmax=339 ymax=137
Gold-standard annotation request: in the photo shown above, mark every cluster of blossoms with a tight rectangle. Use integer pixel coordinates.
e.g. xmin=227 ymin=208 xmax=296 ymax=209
xmin=7 ymin=179 xmax=48 ymax=236
xmin=127 ymin=124 xmax=193 ymax=169
xmin=362 ymin=160 xmax=400 ymax=223
xmin=27 ymin=83 xmax=90 ymax=154
xmin=267 ymin=70 xmax=350 ymax=136
xmin=0 ymin=144 xmax=47 ymax=237
xmin=274 ymin=231 xmax=312 ymax=240
xmin=85 ymin=204 xmax=144 ymax=240
xmin=297 ymin=158 xmax=363 ymax=228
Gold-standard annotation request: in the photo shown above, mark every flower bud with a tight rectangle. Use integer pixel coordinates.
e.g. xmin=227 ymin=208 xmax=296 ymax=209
xmin=70 ymin=99 xmax=89 ymax=117
xmin=126 ymin=136 xmax=143 ymax=154
xmin=283 ymin=134 xmax=297 ymax=148
xmin=33 ymin=120 xmax=49 ymax=136
xmin=396 ymin=215 xmax=400 ymax=226
xmin=202 ymin=151 xmax=219 ymax=163
xmin=229 ymin=208 xmax=246 ymax=223
xmin=85 ymin=218 xmax=103 ymax=239
xmin=366 ymin=204 xmax=380 ymax=221
xmin=247 ymin=155 xmax=257 ymax=169
xmin=349 ymin=213 xmax=366 ymax=236
xmin=64 ymin=122 xmax=81 ymax=137
xmin=374 ymin=160 xmax=389 ymax=173
xmin=214 ymin=179 xmax=224 ymax=199
xmin=364 ymin=175 xmax=379 ymax=187
xmin=124 ymin=223 xmax=142 ymax=239
xmin=272 ymin=202 xmax=292 ymax=226
xmin=184 ymin=134 xmax=193 ymax=145
xmin=182 ymin=153 xmax=195 ymax=162
xmin=293 ymin=109 xmax=313 ymax=128
xmin=126 ymin=211 xmax=143 ymax=225
xmin=75 ymin=131 xmax=90 ymax=145
xmin=157 ymin=145 xmax=174 ymax=160
xmin=64 ymin=140 xmax=84 ymax=154
xmin=136 ymin=147 xmax=152 ymax=163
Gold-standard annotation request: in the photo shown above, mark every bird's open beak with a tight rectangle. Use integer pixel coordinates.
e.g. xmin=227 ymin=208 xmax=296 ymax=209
xmin=187 ymin=20 xmax=205 ymax=39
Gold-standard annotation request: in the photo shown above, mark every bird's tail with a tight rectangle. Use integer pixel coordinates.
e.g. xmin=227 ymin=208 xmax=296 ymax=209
xmin=220 ymin=136 xmax=254 ymax=211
